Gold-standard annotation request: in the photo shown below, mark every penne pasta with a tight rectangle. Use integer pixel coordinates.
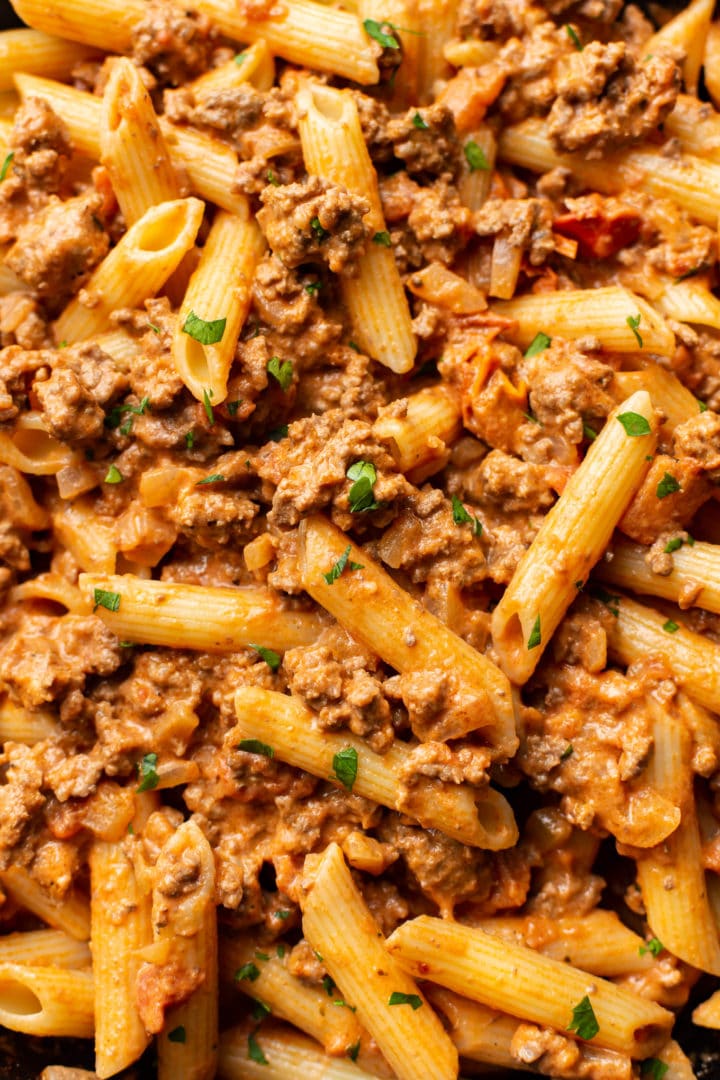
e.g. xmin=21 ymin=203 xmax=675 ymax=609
xmin=491 ymin=391 xmax=657 ymax=684
xmin=372 ymin=384 xmax=462 ymax=478
xmin=385 ymin=916 xmax=673 ymax=1057
xmin=298 ymin=514 xmax=516 ymax=757
xmin=0 ymin=696 xmax=61 ymax=745
xmin=0 ymin=928 xmax=90 ymax=970
xmin=0 ymin=28 xmax=98 ymax=92
xmin=233 ymin=686 xmax=518 ymax=849
xmin=101 ymin=57 xmax=180 ymax=226
xmin=599 ymin=536 xmax=720 ymax=615
xmin=172 ymin=208 xmax=265 ymax=403
xmin=78 ymin=573 xmax=323 ymax=651
xmin=0 ymin=963 xmax=94 ymax=1037
xmin=296 ymin=83 xmax=416 ymax=374
xmin=54 ymin=198 xmax=204 ymax=344
xmin=300 ymin=843 xmax=458 ymax=1080
xmin=643 ymin=0 xmax=714 ymax=96
xmin=189 ymin=40 xmax=275 ymax=99
xmin=693 ymin=988 xmax=720 ymax=1029
xmin=610 ymin=363 xmax=700 ymax=433
xmin=0 ymin=868 xmax=90 ymax=942
xmin=218 ymin=1021 xmax=379 ymax=1080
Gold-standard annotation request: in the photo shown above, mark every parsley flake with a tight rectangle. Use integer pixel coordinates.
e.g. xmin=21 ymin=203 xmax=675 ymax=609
xmin=234 ymin=51 xmax=247 ymax=64
xmin=617 ymin=411 xmax=651 ymax=437
xmin=639 ymin=936 xmax=663 ymax=957
xmin=662 ymin=619 xmax=679 ymax=633
xmin=641 ymin=1060 xmax=668 ymax=1080
xmin=567 ymin=995 xmax=599 ymax=1041
xmin=310 ymin=216 xmax=329 ymax=243
xmin=147 ymin=322 xmax=161 ymax=334
xmin=276 ymin=909 xmax=290 ymax=920
xmin=105 ymin=396 xmax=151 ymax=432
xmin=451 ymin=494 xmax=482 ymax=536
xmin=663 ymin=537 xmax=684 ymax=554
xmin=267 ymin=356 xmax=293 ymax=392
xmin=104 ymin=464 xmax=123 ymax=484
xmin=267 ymin=424 xmax=288 ymax=442
xmin=527 ymin=614 xmax=542 ymax=650
xmin=168 ymin=1026 xmax=186 ymax=1043
xmin=137 ymin=752 xmax=159 ymax=792
xmin=322 ymin=975 xmax=335 ymax=996
xmin=561 ymin=744 xmax=574 ymax=760
xmin=0 ymin=152 xmax=14 ymax=182
xmin=373 ymin=230 xmax=392 ymax=247
xmin=266 ymin=169 xmax=279 ymax=186
xmin=250 ymin=644 xmax=281 ymax=672
xmin=182 ymin=310 xmax=226 ymax=345
xmin=589 ymin=585 xmax=620 ymax=617
xmin=364 ymin=17 xmax=400 ymax=48
xmin=247 ymin=1031 xmax=268 ymax=1065
xmin=323 ymin=545 xmax=364 ymax=584
xmin=657 ymin=472 xmax=681 ymax=499
xmin=347 ymin=461 xmax=382 ymax=513
xmin=185 ymin=430 xmax=195 ymax=449
xmin=332 ymin=746 xmax=358 ymax=792
xmin=412 ymin=112 xmax=428 ymax=129
xmin=582 ymin=422 xmax=597 ymax=441
xmin=93 ymin=588 xmax=120 ymax=613
xmin=235 ymin=962 xmax=261 ymax=982
xmin=238 ymin=739 xmax=274 ymax=758
xmin=388 ymin=991 xmax=423 ymax=1010
xmin=566 ymin=24 xmax=583 ymax=49
xmin=252 ymin=999 xmax=271 ymax=1021
xmin=524 ymin=332 xmax=551 ymax=357
xmin=202 ymin=387 xmax=214 ymax=425
xmin=226 ymin=399 xmax=243 ymax=416
xmin=627 ymin=313 xmax=643 ymax=347
xmin=347 ymin=1041 xmax=361 ymax=1062
xmin=195 ymin=473 xmax=226 ymax=485
xmin=698 ymin=399 xmax=708 ymax=413
xmin=305 ymin=281 xmax=322 ymax=296
xmin=464 ymin=140 xmax=489 ymax=172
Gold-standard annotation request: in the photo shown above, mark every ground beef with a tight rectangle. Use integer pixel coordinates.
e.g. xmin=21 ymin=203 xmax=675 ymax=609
xmin=497 ymin=21 xmax=572 ymax=124
xmin=5 ymin=192 xmax=109 ymax=304
xmin=352 ymin=91 xmax=394 ymax=164
xmin=34 ymin=342 xmax=128 ymax=443
xmin=164 ymin=84 xmax=264 ymax=135
xmin=471 ymin=449 xmax=557 ymax=514
xmin=475 ymin=196 xmax=555 ymax=265
xmin=547 ymin=44 xmax=680 ymax=157
xmin=131 ymin=0 xmax=216 ymax=87
xmin=284 ymin=626 xmax=393 ymax=752
xmin=457 ymin=0 xmax=543 ymax=40
xmin=386 ymin=104 xmax=460 ymax=179
xmin=0 ymin=614 xmax=123 ymax=710
xmin=8 ymin=96 xmax=71 ymax=195
xmin=402 ymin=179 xmax=473 ymax=268
xmin=257 ymin=177 xmax=370 ymax=275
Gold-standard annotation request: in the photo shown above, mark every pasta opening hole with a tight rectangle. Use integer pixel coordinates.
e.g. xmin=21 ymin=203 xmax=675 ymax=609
xmin=12 ymin=428 xmax=65 ymax=464
xmin=184 ymin=336 xmax=211 ymax=387
xmin=136 ymin=206 xmax=185 ymax=253
xmin=500 ymin=611 xmax=525 ymax=663
xmin=308 ymin=84 xmax=346 ymax=123
xmin=475 ymin=788 xmax=515 ymax=848
xmin=0 ymin=980 xmax=42 ymax=1016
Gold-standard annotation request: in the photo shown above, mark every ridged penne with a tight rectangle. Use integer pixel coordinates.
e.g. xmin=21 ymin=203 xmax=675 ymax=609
xmin=0 ymin=963 xmax=94 ymax=1037
xmin=0 ymin=867 xmax=90 ymax=941
xmin=0 ymin=28 xmax=98 ymax=92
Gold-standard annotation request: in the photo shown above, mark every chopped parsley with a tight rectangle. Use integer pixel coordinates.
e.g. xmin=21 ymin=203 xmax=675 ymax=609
xmin=147 ymin=322 xmax=161 ymax=334
xmin=523 ymin=410 xmax=541 ymax=425
xmin=527 ymin=614 xmax=542 ymax=650
xmin=363 ymin=17 xmax=400 ymax=48
xmin=185 ymin=430 xmax=195 ymax=449
xmin=332 ymin=746 xmax=358 ymax=792
xmin=304 ymin=281 xmax=322 ymax=296
xmin=388 ymin=991 xmax=423 ymax=1010
xmin=267 ymin=357 xmax=293 ymax=392
xmin=267 ymin=424 xmax=289 ymax=442
xmin=104 ymin=464 xmax=123 ymax=484
xmin=323 ymin=545 xmax=364 ymax=584
xmin=255 ymin=951 xmax=270 ymax=962
xmin=168 ymin=1026 xmax=186 ymax=1043
xmin=656 ymin=472 xmax=681 ymax=499
xmin=247 ymin=1031 xmax=268 ymax=1065
xmin=276 ymin=944 xmax=286 ymax=957
xmin=464 ymin=140 xmax=489 ymax=172
xmin=252 ymin=999 xmax=271 ymax=1021
xmin=566 ymin=24 xmax=583 ymax=50
xmin=93 ymin=588 xmax=120 ymax=613
xmin=567 ymin=995 xmax=599 ymax=1041
xmin=616 ymin=411 xmax=651 ymax=437
xmin=698 ymin=399 xmax=708 ymax=412
xmin=662 ymin=619 xmax=679 ymax=634
xmin=310 ymin=216 xmax=329 ymax=243
xmin=105 ymin=396 xmax=151 ymax=432
xmin=226 ymin=399 xmax=243 ymax=416
xmin=347 ymin=460 xmax=382 ymax=513
xmin=347 ymin=1041 xmax=361 ymax=1062
xmin=234 ymin=51 xmax=247 ymax=64
xmin=561 ymin=744 xmax=574 ymax=760
xmin=627 ymin=313 xmax=643 ymax=347
xmin=322 ymin=975 xmax=335 ymax=996
xmin=333 ymin=999 xmax=357 ymax=1010
xmin=182 ymin=310 xmax=226 ymax=345
xmin=639 ymin=936 xmax=663 ymax=957
xmin=582 ymin=422 xmax=597 ymax=441
xmin=249 ymin=644 xmax=281 ymax=672
xmin=524 ymin=332 xmax=551 ymax=357
xmin=202 ymin=387 xmax=214 ymax=425
xmin=373 ymin=230 xmax=392 ymax=246
xmin=0 ymin=152 xmax=14 ymax=182
xmin=451 ymin=494 xmax=482 ymax=536
xmin=266 ymin=169 xmax=279 ymax=186
xmin=235 ymin=962 xmax=261 ymax=982
xmin=238 ymin=739 xmax=274 ymax=758
xmin=137 ymin=752 xmax=159 ymax=793
xmin=663 ymin=537 xmax=684 ymax=554
xmin=276 ymin=909 xmax=290 ymax=920
xmin=195 ymin=473 xmax=226 ymax=485
xmin=641 ymin=1060 xmax=668 ymax=1080
xmin=412 ymin=112 xmax=428 ymax=129
xmin=590 ymin=585 xmax=620 ymax=617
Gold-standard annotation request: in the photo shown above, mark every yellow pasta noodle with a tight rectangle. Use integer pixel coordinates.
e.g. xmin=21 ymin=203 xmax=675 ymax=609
xmin=0 ymin=928 xmax=90 ymax=970
xmin=218 ymin=1021 xmax=380 ymax=1080
xmin=0 ymin=867 xmax=90 ymax=941
xmin=0 ymin=28 xmax=98 ymax=92
xmin=0 ymin=963 xmax=94 ymax=1038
